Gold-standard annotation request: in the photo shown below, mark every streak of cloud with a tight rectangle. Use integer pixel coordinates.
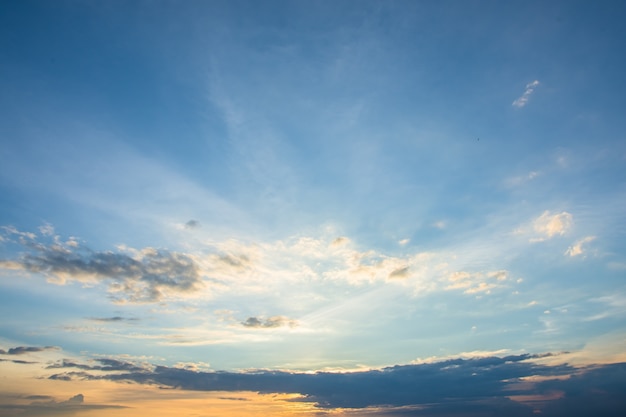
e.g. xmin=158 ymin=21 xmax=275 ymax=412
xmin=241 ymin=316 xmax=298 ymax=329
xmin=0 ymin=346 xmax=58 ymax=355
xmin=512 ymin=80 xmax=540 ymax=108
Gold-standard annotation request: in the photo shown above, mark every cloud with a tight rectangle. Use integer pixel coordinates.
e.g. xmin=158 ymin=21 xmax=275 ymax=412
xmin=0 ymin=229 xmax=203 ymax=303
xmin=331 ymin=237 xmax=350 ymax=247
xmin=0 ymin=358 xmax=38 ymax=364
xmin=46 ymin=358 xmax=151 ymax=372
xmin=185 ymin=219 xmax=200 ymax=229
xmin=445 ymin=270 xmax=508 ymax=295
xmin=526 ymin=211 xmax=573 ymax=242
xmin=86 ymin=316 xmax=138 ymax=322
xmin=565 ymin=236 xmax=596 ymax=257
xmin=38 ymin=223 xmax=55 ymax=236
xmin=0 ymin=346 xmax=58 ymax=355
xmin=241 ymin=316 xmax=298 ymax=329
xmin=0 ymin=393 xmax=126 ymax=416
xmin=512 ymin=80 xmax=540 ymax=108
xmin=388 ymin=266 xmax=410 ymax=279
xmin=42 ymin=354 xmax=626 ymax=415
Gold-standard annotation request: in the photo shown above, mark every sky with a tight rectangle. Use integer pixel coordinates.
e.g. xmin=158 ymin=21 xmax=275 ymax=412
xmin=1 ymin=0 xmax=626 ymax=415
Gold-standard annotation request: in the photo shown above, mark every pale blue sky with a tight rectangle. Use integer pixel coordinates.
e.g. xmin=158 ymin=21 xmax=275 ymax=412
xmin=1 ymin=2 xmax=626 ymax=413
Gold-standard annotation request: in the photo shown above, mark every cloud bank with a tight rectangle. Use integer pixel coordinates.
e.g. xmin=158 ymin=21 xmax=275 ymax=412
xmin=0 ymin=346 xmax=58 ymax=355
xmin=45 ymin=354 xmax=626 ymax=416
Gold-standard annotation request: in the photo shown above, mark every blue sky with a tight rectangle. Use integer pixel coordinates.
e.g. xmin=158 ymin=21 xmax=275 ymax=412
xmin=1 ymin=1 xmax=626 ymax=415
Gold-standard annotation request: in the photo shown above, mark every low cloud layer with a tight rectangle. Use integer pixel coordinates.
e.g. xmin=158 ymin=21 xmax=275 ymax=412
xmin=45 ymin=354 xmax=626 ymax=415
xmin=0 ymin=393 xmax=126 ymax=416
xmin=0 ymin=346 xmax=58 ymax=355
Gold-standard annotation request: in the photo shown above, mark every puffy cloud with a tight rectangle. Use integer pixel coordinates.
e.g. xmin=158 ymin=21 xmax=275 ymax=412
xmin=524 ymin=211 xmax=573 ymax=242
xmin=565 ymin=236 xmax=596 ymax=257
xmin=512 ymin=80 xmax=540 ymax=108
xmin=0 ymin=230 xmax=203 ymax=303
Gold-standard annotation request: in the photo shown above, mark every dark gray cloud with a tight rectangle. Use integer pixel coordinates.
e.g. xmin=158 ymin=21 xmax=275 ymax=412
xmin=24 ymin=396 xmax=54 ymax=401
xmin=0 ymin=359 xmax=38 ymax=364
xmin=388 ymin=266 xmax=409 ymax=279
xmin=0 ymin=393 xmax=126 ymax=416
xmin=47 ymin=358 xmax=150 ymax=372
xmin=185 ymin=219 xmax=200 ymax=229
xmin=0 ymin=346 xmax=58 ymax=355
xmin=241 ymin=316 xmax=298 ymax=329
xmin=86 ymin=316 xmax=138 ymax=322
xmin=44 ymin=353 xmax=626 ymax=415
xmin=217 ymin=253 xmax=251 ymax=269
xmin=0 ymin=231 xmax=203 ymax=303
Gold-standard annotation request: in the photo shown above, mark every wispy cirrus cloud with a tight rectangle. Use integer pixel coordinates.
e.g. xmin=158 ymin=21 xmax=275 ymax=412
xmin=512 ymin=80 xmax=540 ymax=108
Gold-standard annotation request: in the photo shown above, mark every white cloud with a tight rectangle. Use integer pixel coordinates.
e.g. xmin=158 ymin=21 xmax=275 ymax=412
xmin=512 ymin=80 xmax=540 ymax=108
xmin=524 ymin=210 xmax=573 ymax=242
xmin=445 ymin=270 xmax=509 ymax=295
xmin=565 ymin=236 xmax=596 ymax=257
